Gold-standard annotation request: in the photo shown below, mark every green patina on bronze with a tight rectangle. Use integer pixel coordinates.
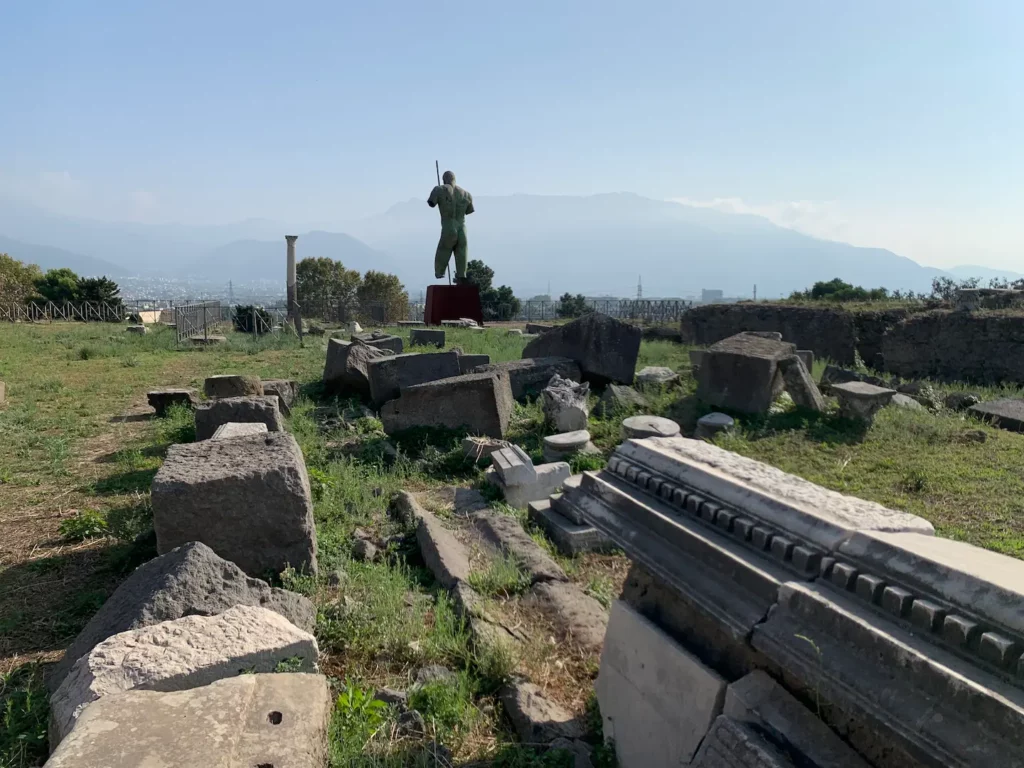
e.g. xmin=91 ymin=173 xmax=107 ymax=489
xmin=427 ymin=170 xmax=475 ymax=280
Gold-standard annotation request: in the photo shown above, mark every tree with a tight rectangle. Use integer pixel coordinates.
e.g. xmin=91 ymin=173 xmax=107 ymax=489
xmin=459 ymin=259 xmax=521 ymax=320
xmin=357 ymin=270 xmax=408 ymax=324
xmin=557 ymin=293 xmax=589 ymax=318
xmin=34 ymin=268 xmax=81 ymax=304
xmin=77 ymin=276 xmax=123 ymax=308
xmin=789 ymin=278 xmax=890 ymax=303
xmin=296 ymin=257 xmax=362 ymax=319
xmin=0 ymin=253 xmax=42 ymax=303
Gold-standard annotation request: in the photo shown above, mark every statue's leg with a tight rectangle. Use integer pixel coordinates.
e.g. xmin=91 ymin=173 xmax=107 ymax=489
xmin=434 ymin=232 xmax=455 ymax=279
xmin=454 ymin=229 xmax=468 ymax=280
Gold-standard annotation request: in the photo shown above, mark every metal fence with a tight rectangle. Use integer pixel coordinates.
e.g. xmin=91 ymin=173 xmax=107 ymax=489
xmin=0 ymin=301 xmax=129 ymax=323
xmin=403 ymin=298 xmax=693 ymax=323
xmin=174 ymin=300 xmax=223 ymax=343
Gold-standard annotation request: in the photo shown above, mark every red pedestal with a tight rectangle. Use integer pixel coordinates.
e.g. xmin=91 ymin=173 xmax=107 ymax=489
xmin=425 ymin=284 xmax=484 ymax=326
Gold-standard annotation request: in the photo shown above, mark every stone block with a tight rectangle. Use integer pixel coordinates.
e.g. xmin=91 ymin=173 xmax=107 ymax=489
xmin=410 ymin=328 xmax=446 ymax=348
xmin=49 ymin=542 xmax=313 ymax=692
xmin=522 ymin=312 xmax=642 ymax=385
xmin=969 ymin=398 xmax=1024 ymax=432
xmin=203 ymin=374 xmax=263 ymax=398
xmin=46 ymin=673 xmax=331 ymax=768
xmin=832 ymin=381 xmax=896 ymax=423
xmin=485 ymin=461 xmax=571 ymax=508
xmin=635 ymin=366 xmax=679 ymax=387
xmin=542 ymin=374 xmax=590 ymax=431
xmin=778 ymin=355 xmax=825 ymax=412
xmin=472 ymin=510 xmax=567 ymax=584
xmin=696 ymin=333 xmax=795 ymax=414
xmin=146 ymin=388 xmax=198 ymax=416
xmin=211 ymin=421 xmax=268 ymax=440
xmin=416 ymin=506 xmax=472 ymax=588
xmin=50 ymin=605 xmax=318 ymax=743
xmin=124 ymin=324 xmax=148 ymax=334
xmin=152 ymin=432 xmax=316 ymax=577
xmin=194 ymin=395 xmax=284 ymax=441
xmin=471 ymin=357 xmax=582 ymax=401
xmin=528 ymin=499 xmax=613 ymax=555
xmin=397 ymin=320 xmax=424 ymax=327
xmin=457 ymin=353 xmax=490 ymax=374
xmin=322 ymin=339 xmax=393 ymax=398
xmin=542 ymin=430 xmax=592 ymax=462
xmin=694 ymin=412 xmax=735 ymax=440
xmin=621 ymin=415 xmax=680 ymax=439
xmin=593 ymin=383 xmax=648 ymax=417
xmin=262 ymin=379 xmax=298 ymax=415
xmin=597 ymin=600 xmax=726 ymax=766
xmin=367 ymin=351 xmax=462 ymax=407
xmin=723 ymin=671 xmax=870 ymax=768
xmin=353 ymin=331 xmax=404 ymax=354
xmin=492 ymin=444 xmax=537 ymax=485
xmin=796 ymin=349 xmax=814 ymax=371
xmin=499 ymin=680 xmax=583 ymax=744
xmin=689 ymin=716 xmax=793 ymax=768
xmin=381 ymin=371 xmax=513 ymax=438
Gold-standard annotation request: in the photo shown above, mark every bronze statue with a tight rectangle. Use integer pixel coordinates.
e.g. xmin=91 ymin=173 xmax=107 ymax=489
xmin=427 ymin=170 xmax=474 ymax=280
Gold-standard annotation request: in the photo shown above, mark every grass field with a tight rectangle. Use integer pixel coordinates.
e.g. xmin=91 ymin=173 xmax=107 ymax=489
xmin=2 ymin=319 xmax=1023 ymax=766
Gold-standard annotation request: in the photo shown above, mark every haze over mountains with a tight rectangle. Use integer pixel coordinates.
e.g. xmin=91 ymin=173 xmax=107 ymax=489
xmin=1 ymin=194 xmax=1020 ymax=299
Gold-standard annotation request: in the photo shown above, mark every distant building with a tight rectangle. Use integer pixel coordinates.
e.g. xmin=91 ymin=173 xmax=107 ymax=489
xmin=701 ymin=289 xmax=724 ymax=303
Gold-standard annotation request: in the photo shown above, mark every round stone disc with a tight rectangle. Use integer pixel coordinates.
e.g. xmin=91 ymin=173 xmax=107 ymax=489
xmin=621 ymin=415 xmax=681 ymax=439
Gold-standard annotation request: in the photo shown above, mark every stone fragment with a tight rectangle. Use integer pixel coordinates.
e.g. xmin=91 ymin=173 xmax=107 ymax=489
xmin=352 ymin=539 xmax=378 ymax=562
xmin=492 ymin=445 xmax=537 ymax=486
xmin=890 ymin=393 xmax=925 ymax=410
xmin=50 ymin=542 xmax=313 ymax=691
xmin=381 ymin=371 xmax=514 ymax=438
xmin=410 ymin=328 xmax=445 ymax=348
xmin=945 ymin=391 xmax=981 ymax=411
xmin=50 ymin=605 xmax=318 ymax=743
xmin=542 ymin=374 xmax=591 ymax=431
xmin=152 ymin=432 xmax=317 ymax=577
xmin=796 ymin=349 xmax=814 ymax=371
xmin=819 ymin=365 xmax=888 ymax=393
xmin=696 ymin=333 xmax=795 ymax=414
xmin=416 ymin=506 xmax=472 ymax=588
xmin=486 ymin=461 xmax=571 ymax=508
xmin=500 ymin=680 xmax=583 ymax=744
xmin=367 ymin=351 xmax=462 ymax=406
xmin=542 ymin=430 xmax=591 ymax=462
xmin=457 ymin=353 xmax=490 ymax=374
xmin=472 ymin=511 xmax=567 ymax=584
xmin=593 ymin=383 xmax=648 ymax=417
xmin=622 ymin=415 xmax=681 ymax=439
xmin=689 ymin=716 xmax=792 ymax=768
xmin=374 ymin=687 xmax=408 ymax=709
xmin=262 ymin=379 xmax=298 ymax=415
xmin=194 ymin=395 xmax=284 ymax=441
xmin=353 ymin=331 xmax=404 ymax=354
xmin=414 ymin=664 xmax=455 ymax=687
xmin=694 ymin=412 xmax=735 ymax=441
xmin=597 ymin=600 xmax=726 ymax=766
xmin=211 ymin=422 xmax=267 ymax=440
xmin=463 ymin=435 xmax=511 ymax=461
xmin=124 ymin=324 xmax=148 ymax=334
xmin=397 ymin=709 xmax=426 ymax=736
xmin=969 ymin=398 xmax=1024 ymax=433
xmin=147 ymin=388 xmax=198 ymax=416
xmin=527 ymin=580 xmax=608 ymax=651
xmin=636 ymin=366 xmax=679 ymax=387
xmin=323 ymin=339 xmax=394 ymax=398
xmin=832 ymin=381 xmax=896 ymax=423
xmin=471 ymin=357 xmax=582 ymax=401
xmin=528 ymin=499 xmax=612 ymax=556
xmin=778 ymin=355 xmax=826 ymax=412
xmin=46 ymin=673 xmax=331 ymax=768
xmin=522 ymin=312 xmax=642 ymax=385
xmin=203 ymin=374 xmax=264 ymax=399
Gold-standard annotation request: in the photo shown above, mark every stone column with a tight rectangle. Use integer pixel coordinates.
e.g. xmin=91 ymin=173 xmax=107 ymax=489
xmin=285 ymin=236 xmax=302 ymax=339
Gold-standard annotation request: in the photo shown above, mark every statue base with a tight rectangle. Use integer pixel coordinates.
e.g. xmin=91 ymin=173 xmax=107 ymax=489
xmin=425 ymin=284 xmax=484 ymax=326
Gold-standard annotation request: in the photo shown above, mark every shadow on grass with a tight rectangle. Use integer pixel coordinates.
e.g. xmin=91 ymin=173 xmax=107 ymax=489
xmin=106 ymin=412 xmax=154 ymax=424
xmin=90 ymin=466 xmax=160 ymax=495
xmin=734 ymin=408 xmax=869 ymax=445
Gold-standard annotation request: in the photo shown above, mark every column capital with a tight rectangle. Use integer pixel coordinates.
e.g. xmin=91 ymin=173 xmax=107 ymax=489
xmin=285 ymin=235 xmax=298 ymax=244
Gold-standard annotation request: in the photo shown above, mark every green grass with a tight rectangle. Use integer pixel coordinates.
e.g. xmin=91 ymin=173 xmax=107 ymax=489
xmin=467 ymin=553 xmax=533 ymax=598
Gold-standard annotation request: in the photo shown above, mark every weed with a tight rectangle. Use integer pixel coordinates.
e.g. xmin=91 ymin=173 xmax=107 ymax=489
xmin=0 ymin=663 xmax=49 ymax=768
xmin=38 ymin=377 xmax=64 ymax=393
xmin=308 ymin=466 xmax=335 ymax=501
xmin=467 ymin=553 xmax=532 ymax=598
xmin=77 ymin=345 xmax=103 ymax=360
xmin=58 ymin=509 xmax=109 ymax=541
xmin=121 ymin=355 xmax=140 ymax=368
xmin=407 ymin=670 xmax=478 ymax=733
xmin=332 ymin=681 xmax=390 ymax=754
xmin=274 ymin=655 xmax=307 ymax=673
xmin=569 ymin=452 xmax=606 ymax=474
xmin=584 ymin=575 xmax=614 ymax=609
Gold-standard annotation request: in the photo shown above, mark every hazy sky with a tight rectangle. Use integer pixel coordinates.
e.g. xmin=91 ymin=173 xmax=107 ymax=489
xmin=2 ymin=1 xmax=1022 ymax=269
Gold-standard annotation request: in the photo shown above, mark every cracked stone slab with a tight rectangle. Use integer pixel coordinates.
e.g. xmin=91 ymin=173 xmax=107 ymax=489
xmin=500 ymin=680 xmax=583 ymax=744
xmin=525 ymin=580 xmax=608 ymax=652
xmin=416 ymin=506 xmax=472 ymax=588
xmin=46 ymin=673 xmax=331 ymax=768
xmin=471 ymin=511 xmax=567 ymax=584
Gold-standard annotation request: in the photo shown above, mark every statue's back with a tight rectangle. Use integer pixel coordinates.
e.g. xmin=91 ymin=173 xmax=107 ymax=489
xmin=433 ymin=184 xmax=473 ymax=226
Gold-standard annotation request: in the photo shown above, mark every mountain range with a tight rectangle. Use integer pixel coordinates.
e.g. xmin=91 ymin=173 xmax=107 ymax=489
xmin=0 ymin=194 xmax=1020 ymax=298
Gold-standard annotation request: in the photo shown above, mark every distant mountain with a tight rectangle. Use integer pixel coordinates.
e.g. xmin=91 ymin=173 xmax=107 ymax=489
xmin=346 ymin=193 xmax=950 ymax=298
xmin=186 ymin=230 xmax=395 ymax=282
xmin=0 ymin=235 xmax=128 ymax=277
xmin=946 ymin=265 xmax=1024 ymax=283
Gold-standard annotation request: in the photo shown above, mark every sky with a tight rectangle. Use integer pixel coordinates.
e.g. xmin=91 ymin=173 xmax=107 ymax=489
xmin=2 ymin=0 xmax=1023 ymax=270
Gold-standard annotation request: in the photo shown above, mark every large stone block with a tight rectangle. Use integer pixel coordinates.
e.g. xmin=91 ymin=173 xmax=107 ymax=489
xmin=203 ymin=374 xmax=263 ymax=398
xmin=46 ymin=673 xmax=331 ymax=768
xmin=457 ymin=353 xmax=489 ymax=374
xmin=470 ymin=357 xmax=582 ymax=401
xmin=381 ymin=371 xmax=513 ymax=437
xmin=211 ymin=422 xmax=268 ymax=440
xmin=527 ymin=499 xmax=612 ymax=556
xmin=262 ymin=379 xmax=298 ymax=415
xmin=51 ymin=605 xmax=318 ymax=743
xmin=353 ymin=331 xmax=404 ymax=354
xmin=146 ymin=388 xmax=198 ymax=416
xmin=410 ymin=328 xmax=445 ymax=348
xmin=522 ymin=312 xmax=641 ymax=385
xmin=597 ymin=600 xmax=726 ymax=766
xmin=152 ymin=433 xmax=317 ymax=578
xmin=322 ymin=339 xmax=394 ymax=398
xmin=367 ymin=351 xmax=462 ymax=407
xmin=969 ymin=398 xmax=1024 ymax=432
xmin=194 ymin=395 xmax=284 ymax=441
xmin=777 ymin=355 xmax=825 ymax=412
xmin=696 ymin=333 xmax=796 ymax=414
xmin=485 ymin=461 xmax=571 ymax=508
xmin=50 ymin=542 xmax=313 ymax=691
xmin=689 ymin=716 xmax=793 ymax=768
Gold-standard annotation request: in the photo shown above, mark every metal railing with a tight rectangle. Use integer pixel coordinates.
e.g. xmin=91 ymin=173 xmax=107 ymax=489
xmin=0 ymin=301 xmax=129 ymax=323
xmin=174 ymin=300 xmax=223 ymax=343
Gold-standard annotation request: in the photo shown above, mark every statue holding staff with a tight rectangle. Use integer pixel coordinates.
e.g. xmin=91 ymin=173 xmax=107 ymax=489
xmin=427 ymin=169 xmax=474 ymax=281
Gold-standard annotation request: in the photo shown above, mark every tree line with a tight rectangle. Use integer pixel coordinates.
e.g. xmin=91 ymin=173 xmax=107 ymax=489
xmin=0 ymin=254 xmax=123 ymax=308
xmin=789 ymin=276 xmax=1024 ymax=304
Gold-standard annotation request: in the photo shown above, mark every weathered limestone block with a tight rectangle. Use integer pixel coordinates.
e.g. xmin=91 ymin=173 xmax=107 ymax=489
xmin=485 ymin=461 xmax=571 ymax=508
xmin=194 ymin=395 xmax=284 ymax=441
xmin=471 ymin=510 xmax=567 ymax=584
xmin=322 ymin=339 xmax=394 ymax=398
xmin=146 ymin=388 xmax=198 ymax=416
xmin=367 ymin=351 xmax=462 ymax=406
xmin=415 ymin=506 xmax=472 ymax=589
xmin=211 ymin=421 xmax=268 ymax=440
xmin=471 ymin=357 xmax=582 ymax=401
xmin=499 ymin=680 xmax=583 ymax=744
xmin=636 ymin=366 xmax=679 ymax=387
xmin=353 ymin=331 xmax=404 ymax=354
xmin=203 ymin=374 xmax=263 ymax=399
xmin=381 ymin=371 xmax=513 ymax=438
xmin=262 ymin=379 xmax=298 ymax=415
xmin=778 ymin=355 xmax=826 ymax=412
xmin=152 ymin=432 xmax=317 ymax=577
xmin=491 ymin=444 xmax=537 ymax=485
xmin=969 ymin=398 xmax=1024 ymax=432
xmin=597 ymin=600 xmax=726 ymax=766
xmin=696 ymin=333 xmax=795 ymax=414
xmin=410 ymin=328 xmax=445 ymax=348
xmin=522 ymin=312 xmax=642 ymax=385
xmin=46 ymin=673 xmax=331 ymax=768
xmin=831 ymin=381 xmax=895 ymax=423
xmin=541 ymin=374 xmax=590 ymax=431
xmin=50 ymin=605 xmax=318 ymax=743
xmin=621 ymin=415 xmax=680 ymax=439
xmin=49 ymin=542 xmax=313 ymax=691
